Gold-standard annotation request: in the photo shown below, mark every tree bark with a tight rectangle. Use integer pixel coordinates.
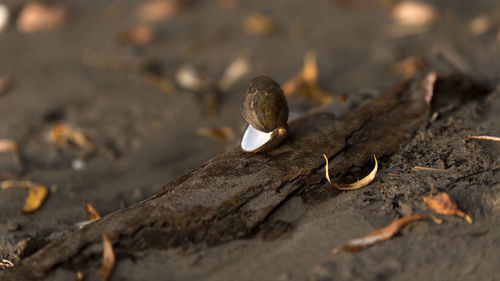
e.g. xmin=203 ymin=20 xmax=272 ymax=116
xmin=4 ymin=73 xmax=442 ymax=279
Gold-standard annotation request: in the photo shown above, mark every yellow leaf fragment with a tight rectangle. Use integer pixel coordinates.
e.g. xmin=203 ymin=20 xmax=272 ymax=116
xmin=0 ymin=76 xmax=12 ymax=95
xmin=0 ymin=259 xmax=14 ymax=268
xmin=22 ymin=184 xmax=48 ymax=213
xmin=467 ymin=135 xmax=500 ymax=142
xmin=323 ymin=154 xmax=378 ymax=190
xmin=136 ymin=0 xmax=183 ymax=23
xmin=243 ymin=12 xmax=275 ymax=35
xmin=0 ymin=139 xmax=17 ymax=153
xmin=468 ymin=16 xmax=491 ymax=36
xmin=50 ymin=123 xmax=95 ymax=152
xmin=332 ymin=214 xmax=427 ymax=253
xmin=423 ymin=191 xmax=472 ymax=223
xmin=218 ymin=57 xmax=250 ymax=91
xmin=196 ymin=126 xmax=234 ymax=141
xmin=117 ymin=25 xmax=154 ymax=46
xmin=99 ymin=234 xmax=115 ymax=281
xmin=281 ymin=51 xmax=336 ymax=105
xmin=391 ymin=1 xmax=436 ymax=27
xmin=17 ymin=1 xmax=68 ymax=33
xmin=143 ymin=73 xmax=176 ymax=96
xmin=85 ymin=202 xmax=101 ymax=221
xmin=76 ymin=270 xmax=84 ymax=281
xmin=390 ymin=56 xmax=424 ymax=77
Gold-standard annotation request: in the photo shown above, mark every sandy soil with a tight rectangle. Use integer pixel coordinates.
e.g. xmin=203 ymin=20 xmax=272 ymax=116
xmin=0 ymin=0 xmax=499 ymax=280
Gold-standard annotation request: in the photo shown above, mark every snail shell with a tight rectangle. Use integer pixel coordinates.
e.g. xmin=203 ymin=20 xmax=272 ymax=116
xmin=241 ymin=75 xmax=288 ymax=132
xmin=240 ymin=76 xmax=289 ymax=153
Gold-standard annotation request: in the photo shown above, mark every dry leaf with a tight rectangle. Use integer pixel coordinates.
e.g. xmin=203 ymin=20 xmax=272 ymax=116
xmin=143 ymin=73 xmax=176 ymax=96
xmin=99 ymin=234 xmax=115 ymax=281
xmin=467 ymin=135 xmax=500 ymax=142
xmin=391 ymin=1 xmax=436 ymax=27
xmin=468 ymin=16 xmax=491 ymax=35
xmin=17 ymin=1 xmax=68 ymax=33
xmin=23 ymin=184 xmax=48 ymax=213
xmin=282 ymin=51 xmax=335 ymax=105
xmin=218 ymin=57 xmax=250 ymax=91
xmin=176 ymin=65 xmax=205 ymax=91
xmin=323 ymin=154 xmax=378 ymax=190
xmin=2 ymin=181 xmax=50 ymax=213
xmin=76 ymin=270 xmax=84 ymax=281
xmin=50 ymin=123 xmax=95 ymax=152
xmin=0 ymin=139 xmax=17 ymax=153
xmin=117 ymin=26 xmax=154 ymax=46
xmin=0 ymin=259 xmax=14 ymax=268
xmin=243 ymin=12 xmax=275 ymax=35
xmin=196 ymin=126 xmax=234 ymax=141
xmin=390 ymin=56 xmax=424 ymax=77
xmin=219 ymin=0 xmax=239 ymax=10
xmin=332 ymin=214 xmax=427 ymax=253
xmin=136 ymin=0 xmax=182 ymax=23
xmin=423 ymin=191 xmax=472 ymax=223
xmin=85 ymin=202 xmax=101 ymax=221
xmin=0 ymin=4 xmax=9 ymax=32
xmin=0 ymin=76 xmax=12 ymax=95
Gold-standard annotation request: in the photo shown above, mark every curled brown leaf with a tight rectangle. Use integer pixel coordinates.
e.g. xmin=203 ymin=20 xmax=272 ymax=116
xmin=85 ymin=202 xmax=101 ymax=221
xmin=332 ymin=214 xmax=427 ymax=253
xmin=99 ymin=234 xmax=115 ymax=281
xmin=17 ymin=1 xmax=68 ymax=33
xmin=323 ymin=154 xmax=378 ymax=190
xmin=423 ymin=191 xmax=472 ymax=223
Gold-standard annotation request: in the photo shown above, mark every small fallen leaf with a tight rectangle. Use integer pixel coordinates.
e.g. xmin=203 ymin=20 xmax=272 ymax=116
xmin=117 ymin=25 xmax=154 ymax=46
xmin=0 ymin=4 xmax=9 ymax=32
xmin=17 ymin=1 xmax=68 ymax=33
xmin=423 ymin=191 xmax=472 ymax=223
xmin=218 ymin=0 xmax=239 ymax=10
xmin=85 ymin=202 xmax=101 ymax=221
xmin=176 ymin=64 xmax=206 ymax=91
xmin=391 ymin=1 xmax=436 ymax=27
xmin=23 ymin=184 xmax=48 ymax=213
xmin=282 ymin=51 xmax=335 ymax=105
xmin=99 ymin=234 xmax=115 ymax=281
xmin=196 ymin=126 xmax=234 ymax=141
xmin=0 ymin=76 xmax=12 ymax=95
xmin=50 ymin=123 xmax=95 ymax=152
xmin=466 ymin=135 xmax=500 ymax=142
xmin=323 ymin=154 xmax=378 ymax=190
xmin=76 ymin=270 xmax=84 ymax=281
xmin=2 ymin=180 xmax=50 ymax=213
xmin=0 ymin=258 xmax=14 ymax=268
xmin=390 ymin=56 xmax=424 ymax=77
xmin=218 ymin=57 xmax=250 ymax=91
xmin=332 ymin=214 xmax=427 ymax=253
xmin=468 ymin=16 xmax=491 ymax=36
xmin=143 ymin=73 xmax=176 ymax=96
xmin=136 ymin=0 xmax=183 ymax=23
xmin=243 ymin=12 xmax=275 ymax=35
xmin=0 ymin=139 xmax=17 ymax=153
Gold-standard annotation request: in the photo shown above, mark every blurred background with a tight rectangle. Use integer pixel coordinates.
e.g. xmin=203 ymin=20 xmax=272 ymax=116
xmin=0 ymin=0 xmax=499 ymax=279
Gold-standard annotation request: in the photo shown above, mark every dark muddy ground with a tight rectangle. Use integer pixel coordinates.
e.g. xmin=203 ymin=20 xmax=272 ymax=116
xmin=1 ymin=0 xmax=499 ymax=280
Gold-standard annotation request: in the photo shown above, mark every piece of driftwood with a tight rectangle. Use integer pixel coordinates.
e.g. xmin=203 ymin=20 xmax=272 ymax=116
xmin=4 ymin=72 xmax=483 ymax=280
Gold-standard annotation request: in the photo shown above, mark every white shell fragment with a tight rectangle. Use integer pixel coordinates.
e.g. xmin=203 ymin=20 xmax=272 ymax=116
xmin=241 ymin=124 xmax=273 ymax=152
xmin=0 ymin=4 xmax=9 ymax=32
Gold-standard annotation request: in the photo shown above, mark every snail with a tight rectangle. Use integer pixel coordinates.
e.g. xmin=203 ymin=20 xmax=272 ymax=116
xmin=240 ymin=75 xmax=289 ymax=152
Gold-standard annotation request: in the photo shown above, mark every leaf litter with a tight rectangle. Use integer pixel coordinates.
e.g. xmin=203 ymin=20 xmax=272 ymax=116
xmin=423 ymin=187 xmax=473 ymax=223
xmin=1 ymin=180 xmax=49 ymax=213
xmin=282 ymin=51 xmax=339 ymax=105
xmin=332 ymin=214 xmax=441 ymax=254
xmin=99 ymin=234 xmax=115 ymax=281
xmin=323 ymin=154 xmax=378 ymax=190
